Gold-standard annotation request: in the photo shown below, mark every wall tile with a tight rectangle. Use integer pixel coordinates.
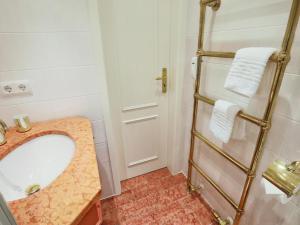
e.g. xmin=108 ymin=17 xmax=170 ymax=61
xmin=204 ymin=26 xmax=284 ymax=53
xmin=265 ymin=115 xmax=300 ymax=161
xmin=275 ymin=73 xmax=300 ymax=122
xmin=0 ymin=0 xmax=89 ymax=32
xmin=0 ymin=94 xmax=103 ymax=126
xmin=0 ymin=66 xmax=102 ymax=106
xmin=205 ymin=0 xmax=290 ymax=33
xmin=0 ymin=32 xmax=95 ymax=71
xmin=286 ymin=205 xmax=300 ymax=224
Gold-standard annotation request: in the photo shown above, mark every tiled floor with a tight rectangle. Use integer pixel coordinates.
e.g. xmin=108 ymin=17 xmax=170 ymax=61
xmin=101 ymin=168 xmax=217 ymax=225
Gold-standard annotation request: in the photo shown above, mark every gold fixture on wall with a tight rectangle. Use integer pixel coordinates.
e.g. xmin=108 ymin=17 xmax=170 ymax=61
xmin=263 ymin=160 xmax=300 ymax=197
xmin=187 ymin=1 xmax=300 ymax=225
xmin=14 ymin=115 xmax=32 ymax=133
xmin=0 ymin=128 xmax=7 ymax=146
xmin=0 ymin=119 xmax=8 ymax=146
xmin=156 ymin=68 xmax=167 ymax=93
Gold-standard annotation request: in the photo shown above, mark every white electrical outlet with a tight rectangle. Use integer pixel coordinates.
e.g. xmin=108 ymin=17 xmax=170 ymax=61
xmin=0 ymin=80 xmax=32 ymax=96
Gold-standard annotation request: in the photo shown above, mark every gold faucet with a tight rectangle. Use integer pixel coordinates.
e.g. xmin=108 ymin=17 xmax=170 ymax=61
xmin=0 ymin=119 xmax=8 ymax=146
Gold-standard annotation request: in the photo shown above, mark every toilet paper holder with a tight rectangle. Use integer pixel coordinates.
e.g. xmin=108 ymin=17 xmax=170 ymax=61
xmin=262 ymin=160 xmax=300 ymax=197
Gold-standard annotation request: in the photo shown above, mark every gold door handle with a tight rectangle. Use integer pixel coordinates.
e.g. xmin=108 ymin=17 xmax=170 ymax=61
xmin=155 ymin=68 xmax=167 ymax=93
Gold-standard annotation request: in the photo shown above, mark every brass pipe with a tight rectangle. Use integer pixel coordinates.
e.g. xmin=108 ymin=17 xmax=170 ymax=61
xmin=193 ymin=130 xmax=249 ymax=173
xmin=187 ymin=3 xmax=207 ymax=190
xmin=190 ymin=159 xmax=240 ymax=211
xmin=187 ymin=180 xmax=203 ymax=192
xmin=213 ymin=211 xmax=232 ymax=225
xmin=194 ymin=93 xmax=268 ymax=127
xmin=281 ymin=0 xmax=300 ymax=53
xmin=197 ymin=50 xmax=280 ymax=62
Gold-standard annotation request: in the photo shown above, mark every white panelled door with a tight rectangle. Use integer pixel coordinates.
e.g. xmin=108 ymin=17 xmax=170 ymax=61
xmin=115 ymin=0 xmax=170 ymax=178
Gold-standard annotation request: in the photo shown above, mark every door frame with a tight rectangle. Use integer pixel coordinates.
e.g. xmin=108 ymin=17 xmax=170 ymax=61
xmin=89 ymin=0 xmax=188 ymax=196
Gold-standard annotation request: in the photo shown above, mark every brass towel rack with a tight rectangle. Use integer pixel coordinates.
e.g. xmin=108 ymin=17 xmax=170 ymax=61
xmin=187 ymin=1 xmax=300 ymax=225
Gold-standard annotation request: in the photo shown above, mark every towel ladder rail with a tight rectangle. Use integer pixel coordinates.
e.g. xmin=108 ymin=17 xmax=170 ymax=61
xmin=194 ymin=93 xmax=268 ymax=127
xmin=187 ymin=1 xmax=300 ymax=225
xmin=197 ymin=50 xmax=283 ymax=62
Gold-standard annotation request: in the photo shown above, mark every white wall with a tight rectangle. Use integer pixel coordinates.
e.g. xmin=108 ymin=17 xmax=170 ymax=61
xmin=0 ymin=0 xmax=114 ymax=199
xmin=182 ymin=0 xmax=300 ymax=224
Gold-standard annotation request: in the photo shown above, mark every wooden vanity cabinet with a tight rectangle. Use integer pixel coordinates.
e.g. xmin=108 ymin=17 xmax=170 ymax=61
xmin=76 ymin=199 xmax=102 ymax=225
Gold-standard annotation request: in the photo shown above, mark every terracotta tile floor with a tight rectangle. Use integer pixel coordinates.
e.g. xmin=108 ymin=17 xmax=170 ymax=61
xmin=101 ymin=168 xmax=217 ymax=225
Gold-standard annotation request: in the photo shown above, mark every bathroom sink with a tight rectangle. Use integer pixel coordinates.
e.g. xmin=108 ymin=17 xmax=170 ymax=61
xmin=0 ymin=134 xmax=75 ymax=201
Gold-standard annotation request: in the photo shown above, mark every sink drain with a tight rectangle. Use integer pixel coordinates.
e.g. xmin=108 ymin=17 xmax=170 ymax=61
xmin=25 ymin=184 xmax=41 ymax=196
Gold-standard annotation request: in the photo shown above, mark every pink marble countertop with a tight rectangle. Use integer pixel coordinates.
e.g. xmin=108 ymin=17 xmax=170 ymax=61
xmin=0 ymin=117 xmax=101 ymax=225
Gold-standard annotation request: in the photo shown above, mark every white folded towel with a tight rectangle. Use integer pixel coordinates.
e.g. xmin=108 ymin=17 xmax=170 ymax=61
xmin=209 ymin=100 xmax=241 ymax=143
xmin=224 ymin=47 xmax=277 ymax=97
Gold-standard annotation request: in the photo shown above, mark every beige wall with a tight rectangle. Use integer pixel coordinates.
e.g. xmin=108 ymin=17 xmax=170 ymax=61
xmin=182 ymin=0 xmax=300 ymax=224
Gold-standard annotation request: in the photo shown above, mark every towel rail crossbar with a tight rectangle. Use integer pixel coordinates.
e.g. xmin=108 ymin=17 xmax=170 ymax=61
xmin=193 ymin=130 xmax=249 ymax=173
xmin=189 ymin=159 xmax=240 ymax=211
xmin=187 ymin=1 xmax=300 ymax=225
xmin=194 ymin=93 xmax=268 ymax=127
xmin=197 ymin=50 xmax=283 ymax=62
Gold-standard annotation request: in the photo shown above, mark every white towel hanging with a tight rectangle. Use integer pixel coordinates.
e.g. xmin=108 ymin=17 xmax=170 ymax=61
xmin=224 ymin=47 xmax=277 ymax=98
xmin=209 ymin=100 xmax=241 ymax=143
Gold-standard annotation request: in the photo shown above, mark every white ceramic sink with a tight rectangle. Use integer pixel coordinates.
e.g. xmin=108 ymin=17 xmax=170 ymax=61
xmin=0 ymin=134 xmax=75 ymax=201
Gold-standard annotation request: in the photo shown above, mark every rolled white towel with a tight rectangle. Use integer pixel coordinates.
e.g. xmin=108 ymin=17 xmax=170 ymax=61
xmin=224 ymin=47 xmax=277 ymax=97
xmin=209 ymin=100 xmax=241 ymax=143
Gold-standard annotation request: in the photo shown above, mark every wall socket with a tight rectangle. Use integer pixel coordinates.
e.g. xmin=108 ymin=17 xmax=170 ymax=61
xmin=0 ymin=80 xmax=32 ymax=96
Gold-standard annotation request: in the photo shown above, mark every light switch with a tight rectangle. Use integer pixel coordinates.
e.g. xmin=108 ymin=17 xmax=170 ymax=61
xmin=0 ymin=80 xmax=32 ymax=96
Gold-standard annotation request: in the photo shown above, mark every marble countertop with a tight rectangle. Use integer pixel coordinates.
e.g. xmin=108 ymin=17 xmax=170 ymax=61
xmin=0 ymin=117 xmax=101 ymax=225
